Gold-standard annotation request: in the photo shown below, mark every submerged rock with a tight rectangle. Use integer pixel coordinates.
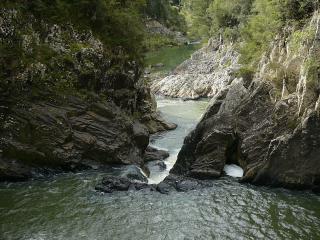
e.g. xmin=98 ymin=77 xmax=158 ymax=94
xmin=95 ymin=176 xmax=150 ymax=193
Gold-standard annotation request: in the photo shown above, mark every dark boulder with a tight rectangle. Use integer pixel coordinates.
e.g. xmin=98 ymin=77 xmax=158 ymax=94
xmin=95 ymin=175 xmax=155 ymax=194
xmin=171 ymin=78 xmax=320 ymax=192
xmin=144 ymin=146 xmax=169 ymax=162
xmin=119 ymin=165 xmax=148 ymax=183
xmin=95 ymin=176 xmax=133 ymax=193
xmin=95 ymin=174 xmax=213 ymax=194
xmin=132 ymin=121 xmax=149 ymax=150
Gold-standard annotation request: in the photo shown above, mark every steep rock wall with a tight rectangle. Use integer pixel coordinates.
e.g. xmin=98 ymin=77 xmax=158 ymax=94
xmin=171 ymin=11 xmax=320 ymax=192
xmin=0 ymin=8 xmax=167 ymax=181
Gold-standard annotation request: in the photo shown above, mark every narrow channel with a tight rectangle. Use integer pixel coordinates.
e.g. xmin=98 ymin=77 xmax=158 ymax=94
xmin=147 ymin=97 xmax=209 ymax=184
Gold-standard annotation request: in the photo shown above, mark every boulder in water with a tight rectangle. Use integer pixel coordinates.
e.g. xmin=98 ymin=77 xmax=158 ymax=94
xmin=119 ymin=165 xmax=148 ymax=183
xmin=144 ymin=146 xmax=169 ymax=162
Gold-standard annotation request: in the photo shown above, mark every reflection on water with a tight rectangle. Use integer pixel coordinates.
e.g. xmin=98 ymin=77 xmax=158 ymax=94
xmin=1 ymin=98 xmax=320 ymax=240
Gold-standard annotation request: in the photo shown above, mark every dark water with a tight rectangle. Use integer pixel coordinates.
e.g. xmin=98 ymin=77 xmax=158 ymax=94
xmin=1 ymin=99 xmax=320 ymax=240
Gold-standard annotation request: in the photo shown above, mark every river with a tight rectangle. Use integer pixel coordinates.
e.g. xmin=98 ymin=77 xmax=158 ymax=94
xmin=1 ymin=98 xmax=320 ymax=240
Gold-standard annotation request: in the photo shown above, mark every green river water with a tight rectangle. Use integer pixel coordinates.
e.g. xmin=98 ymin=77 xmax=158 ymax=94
xmin=145 ymin=45 xmax=200 ymax=73
xmin=1 ymin=45 xmax=320 ymax=239
xmin=0 ymin=97 xmax=320 ymax=240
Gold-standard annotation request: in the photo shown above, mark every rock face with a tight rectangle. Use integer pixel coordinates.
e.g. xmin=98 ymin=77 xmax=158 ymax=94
xmin=171 ymin=12 xmax=320 ymax=192
xmin=136 ymin=87 xmax=177 ymax=134
xmin=151 ymin=39 xmax=240 ymax=99
xmin=0 ymin=96 xmax=150 ymax=181
xmin=0 ymin=8 xmax=171 ymax=181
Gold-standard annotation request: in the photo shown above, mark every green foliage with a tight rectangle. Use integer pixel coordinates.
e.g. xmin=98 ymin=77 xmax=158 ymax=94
xmin=280 ymin=0 xmax=317 ymax=23
xmin=0 ymin=41 xmax=23 ymax=86
xmin=181 ymin=0 xmax=211 ymax=37
xmin=239 ymin=0 xmax=282 ymax=66
xmin=207 ymin=0 xmax=253 ymax=41
xmin=182 ymin=0 xmax=253 ymax=40
xmin=0 ymin=0 xmax=149 ymax=100
xmin=144 ymin=34 xmax=178 ymax=51
xmin=1 ymin=0 xmax=146 ymax=61
xmin=146 ymin=0 xmax=186 ymax=31
xmin=181 ymin=0 xmax=317 ymax=73
xmin=305 ymin=57 xmax=320 ymax=91
xmin=290 ymin=26 xmax=316 ymax=53
xmin=236 ymin=66 xmax=255 ymax=83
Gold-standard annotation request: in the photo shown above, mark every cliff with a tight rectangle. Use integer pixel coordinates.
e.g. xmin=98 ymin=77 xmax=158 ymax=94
xmin=0 ymin=7 xmax=170 ymax=181
xmin=171 ymin=11 xmax=320 ymax=192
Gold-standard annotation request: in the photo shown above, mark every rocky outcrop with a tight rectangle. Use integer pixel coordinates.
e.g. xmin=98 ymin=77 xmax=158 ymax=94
xmin=0 ymin=96 xmax=150 ymax=181
xmin=144 ymin=146 xmax=169 ymax=162
xmin=0 ymin=8 xmax=172 ymax=181
xmin=137 ymin=87 xmax=177 ymax=133
xmin=151 ymin=39 xmax=240 ymax=99
xmin=171 ymin=11 xmax=320 ymax=192
xmin=95 ymin=174 xmax=213 ymax=194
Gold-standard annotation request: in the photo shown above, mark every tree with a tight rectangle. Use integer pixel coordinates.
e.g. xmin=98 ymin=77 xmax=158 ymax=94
xmin=181 ymin=0 xmax=211 ymax=37
xmin=239 ymin=0 xmax=282 ymax=65
xmin=24 ymin=0 xmax=146 ymax=60
xmin=145 ymin=0 xmax=186 ymax=31
xmin=207 ymin=0 xmax=253 ymax=41
xmin=280 ymin=0 xmax=317 ymax=22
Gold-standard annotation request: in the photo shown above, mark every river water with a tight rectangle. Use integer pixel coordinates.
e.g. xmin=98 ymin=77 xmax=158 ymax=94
xmin=1 ymin=98 xmax=320 ymax=240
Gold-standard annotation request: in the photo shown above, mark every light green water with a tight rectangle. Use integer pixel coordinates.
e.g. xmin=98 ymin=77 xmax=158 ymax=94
xmin=1 ymin=98 xmax=320 ymax=240
xmin=145 ymin=44 xmax=200 ymax=73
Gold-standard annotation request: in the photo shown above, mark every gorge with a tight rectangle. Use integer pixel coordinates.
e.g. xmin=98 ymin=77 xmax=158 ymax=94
xmin=1 ymin=0 xmax=320 ymax=239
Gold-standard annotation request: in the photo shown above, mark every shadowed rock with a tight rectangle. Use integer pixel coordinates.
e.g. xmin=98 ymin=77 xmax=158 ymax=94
xmin=144 ymin=146 xmax=169 ymax=162
xmin=95 ymin=174 xmax=213 ymax=194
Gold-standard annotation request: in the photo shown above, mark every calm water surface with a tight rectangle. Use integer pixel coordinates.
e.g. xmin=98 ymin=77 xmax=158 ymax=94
xmin=1 ymin=98 xmax=320 ymax=240
xmin=145 ymin=45 xmax=200 ymax=73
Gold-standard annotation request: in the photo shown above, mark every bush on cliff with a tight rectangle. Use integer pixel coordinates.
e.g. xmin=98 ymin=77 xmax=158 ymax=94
xmin=145 ymin=0 xmax=186 ymax=31
xmin=239 ymin=0 xmax=282 ymax=66
xmin=0 ymin=0 xmax=146 ymax=99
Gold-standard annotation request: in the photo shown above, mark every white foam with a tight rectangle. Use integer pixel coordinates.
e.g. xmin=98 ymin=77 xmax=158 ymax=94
xmin=147 ymin=150 xmax=179 ymax=184
xmin=223 ymin=164 xmax=244 ymax=178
